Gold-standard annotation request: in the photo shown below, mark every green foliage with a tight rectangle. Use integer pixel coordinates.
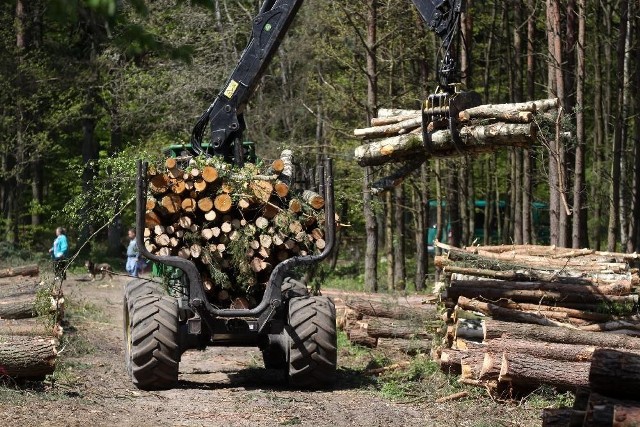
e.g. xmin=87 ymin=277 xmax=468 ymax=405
xmin=61 ymin=146 xmax=158 ymax=232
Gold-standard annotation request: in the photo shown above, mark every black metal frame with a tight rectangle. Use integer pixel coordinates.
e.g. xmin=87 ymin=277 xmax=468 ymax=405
xmin=136 ymin=158 xmax=336 ymax=334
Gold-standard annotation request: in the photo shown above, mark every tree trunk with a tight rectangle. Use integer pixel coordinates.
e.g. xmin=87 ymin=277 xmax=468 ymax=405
xmin=364 ymin=317 xmax=434 ymax=339
xmin=393 ymin=184 xmax=405 ymax=290
xmin=0 ymin=264 xmax=39 ymax=278
xmin=541 ymin=409 xmax=585 ymax=427
xmin=499 ymin=352 xmax=590 ymax=389
xmin=484 ymin=319 xmax=640 ymax=349
xmin=608 ymin=0 xmax=629 ymax=251
xmin=345 ymin=297 xmax=436 ymax=320
xmin=0 ymin=279 xmax=41 ymax=298
xmin=363 ymin=168 xmax=378 ymax=293
xmin=589 ymin=348 xmax=640 ymax=400
xmin=414 ymin=165 xmax=428 ymax=291
xmin=0 ymin=318 xmax=63 ymax=338
xmin=0 ymin=335 xmax=57 ymax=378
xmin=584 ymin=393 xmax=640 ymax=427
xmin=0 ymin=295 xmax=37 ymax=319
xmin=484 ymin=337 xmax=603 ymax=362
xmin=384 ymin=191 xmax=394 ymax=291
xmin=346 ymin=326 xmax=377 ymax=348
xmin=362 ymin=0 xmax=378 ymax=293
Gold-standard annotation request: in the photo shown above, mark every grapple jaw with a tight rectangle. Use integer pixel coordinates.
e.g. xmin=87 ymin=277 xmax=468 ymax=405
xmin=422 ymin=85 xmax=482 ymax=155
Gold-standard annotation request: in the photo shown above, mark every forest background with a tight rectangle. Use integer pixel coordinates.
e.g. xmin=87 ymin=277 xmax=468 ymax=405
xmin=0 ymin=0 xmax=638 ymax=293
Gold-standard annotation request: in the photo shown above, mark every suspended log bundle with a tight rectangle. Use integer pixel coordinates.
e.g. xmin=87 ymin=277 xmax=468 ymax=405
xmin=433 ymin=242 xmax=640 ymax=408
xmin=353 ymin=98 xmax=559 ymax=166
xmin=144 ymin=150 xmax=327 ymax=308
xmin=0 ymin=267 xmax=63 ymax=380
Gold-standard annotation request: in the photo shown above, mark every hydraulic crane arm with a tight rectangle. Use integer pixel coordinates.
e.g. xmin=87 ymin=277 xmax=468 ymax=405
xmin=190 ymin=0 xmax=468 ymax=164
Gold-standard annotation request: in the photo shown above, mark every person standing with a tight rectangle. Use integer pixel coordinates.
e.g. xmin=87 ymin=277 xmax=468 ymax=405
xmin=126 ymin=228 xmax=140 ymax=277
xmin=49 ymin=227 xmax=69 ymax=280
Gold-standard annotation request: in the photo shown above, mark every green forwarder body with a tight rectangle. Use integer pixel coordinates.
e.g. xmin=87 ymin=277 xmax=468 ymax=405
xmin=123 ymin=157 xmax=338 ymax=391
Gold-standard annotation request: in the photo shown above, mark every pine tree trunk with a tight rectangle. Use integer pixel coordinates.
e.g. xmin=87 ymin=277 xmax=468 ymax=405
xmin=384 ymin=191 xmax=394 ymax=291
xmin=608 ymin=0 xmax=629 ymax=251
xmin=572 ymin=0 xmax=588 ymax=249
xmin=393 ymin=184 xmax=405 ymax=290
xmin=363 ymin=0 xmax=378 ymax=293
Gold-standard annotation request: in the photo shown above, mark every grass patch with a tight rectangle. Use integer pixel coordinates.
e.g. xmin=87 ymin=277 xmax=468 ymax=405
xmin=64 ymin=299 xmax=109 ymax=324
xmin=60 ymin=332 xmax=95 ymax=357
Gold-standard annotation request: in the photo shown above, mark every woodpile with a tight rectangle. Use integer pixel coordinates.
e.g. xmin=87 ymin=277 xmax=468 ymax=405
xmin=144 ymin=150 xmax=328 ymax=308
xmin=331 ymin=290 xmax=439 ymax=355
xmin=542 ymin=349 xmax=640 ymax=426
xmin=435 ymin=243 xmax=640 ymax=399
xmin=0 ymin=265 xmax=63 ymax=380
xmin=353 ymin=98 xmax=559 ymax=167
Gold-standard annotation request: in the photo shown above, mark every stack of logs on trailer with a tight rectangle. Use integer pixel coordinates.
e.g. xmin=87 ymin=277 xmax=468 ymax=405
xmin=435 ymin=243 xmax=640 ymax=426
xmin=0 ymin=265 xmax=63 ymax=380
xmin=143 ymin=149 xmax=328 ymax=308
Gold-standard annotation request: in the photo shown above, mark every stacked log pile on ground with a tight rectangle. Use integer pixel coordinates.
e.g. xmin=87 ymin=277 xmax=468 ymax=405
xmin=353 ymin=98 xmax=559 ymax=167
xmin=144 ymin=150 xmax=327 ymax=308
xmin=435 ymin=243 xmax=640 ymax=397
xmin=0 ymin=265 xmax=63 ymax=380
xmin=542 ymin=349 xmax=640 ymax=426
xmin=330 ymin=290 xmax=439 ymax=355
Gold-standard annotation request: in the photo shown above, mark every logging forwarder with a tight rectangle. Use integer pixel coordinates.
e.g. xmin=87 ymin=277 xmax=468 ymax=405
xmin=124 ymin=0 xmax=475 ymax=391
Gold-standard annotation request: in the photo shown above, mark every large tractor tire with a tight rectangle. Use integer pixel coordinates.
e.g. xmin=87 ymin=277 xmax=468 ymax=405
xmin=124 ymin=279 xmax=164 ymax=306
xmin=287 ymin=296 xmax=337 ymax=388
xmin=281 ymin=277 xmax=309 ymax=300
xmin=262 ymin=278 xmax=309 ymax=370
xmin=123 ymin=293 xmax=180 ymax=390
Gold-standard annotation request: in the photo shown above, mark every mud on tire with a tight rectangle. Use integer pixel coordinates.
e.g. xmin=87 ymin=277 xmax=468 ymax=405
xmin=123 ymin=294 xmax=180 ymax=390
xmin=287 ymin=296 xmax=337 ymax=388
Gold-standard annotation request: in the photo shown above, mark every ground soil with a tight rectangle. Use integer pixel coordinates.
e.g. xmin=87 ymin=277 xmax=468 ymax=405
xmin=0 ymin=273 xmax=549 ymax=427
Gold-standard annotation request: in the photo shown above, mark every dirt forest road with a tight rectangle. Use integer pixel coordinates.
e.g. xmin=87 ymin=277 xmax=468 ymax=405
xmin=0 ymin=274 xmax=544 ymax=427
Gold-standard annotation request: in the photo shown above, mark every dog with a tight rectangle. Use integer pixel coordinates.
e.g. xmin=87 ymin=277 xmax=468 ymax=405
xmin=85 ymin=260 xmax=114 ymax=281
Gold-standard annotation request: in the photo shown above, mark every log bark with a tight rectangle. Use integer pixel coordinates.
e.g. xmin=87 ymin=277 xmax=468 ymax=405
xmin=584 ymin=393 xmax=640 ymax=427
xmin=302 ymin=190 xmax=324 ymax=210
xmin=541 ymin=409 xmax=585 ymax=427
xmin=448 ymin=287 xmax=637 ymax=306
xmin=589 ymin=348 xmax=640 ymax=400
xmin=346 ymin=326 xmax=377 ymax=348
xmin=483 ymin=337 xmax=605 ymax=362
xmin=484 ymin=319 xmax=640 ymax=349
xmin=0 ymin=279 xmax=41 ymax=298
xmin=354 ymin=123 xmax=537 ymax=166
xmin=0 ymin=318 xmax=63 ymax=338
xmin=364 ymin=317 xmax=433 ymax=339
xmin=477 ymin=300 xmax=614 ymax=322
xmin=457 ymin=296 xmax=576 ymax=328
xmin=449 ymin=278 xmax=632 ymax=295
xmin=0 ymin=295 xmax=36 ymax=319
xmin=498 ymin=352 xmax=590 ymax=389
xmin=345 ymin=297 xmax=437 ymax=321
xmin=354 ymin=116 xmax=422 ymax=139
xmin=0 ymin=335 xmax=57 ymax=378
xmin=0 ymin=264 xmax=39 ymax=278
xmin=457 ymin=100 xmax=542 ymax=121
